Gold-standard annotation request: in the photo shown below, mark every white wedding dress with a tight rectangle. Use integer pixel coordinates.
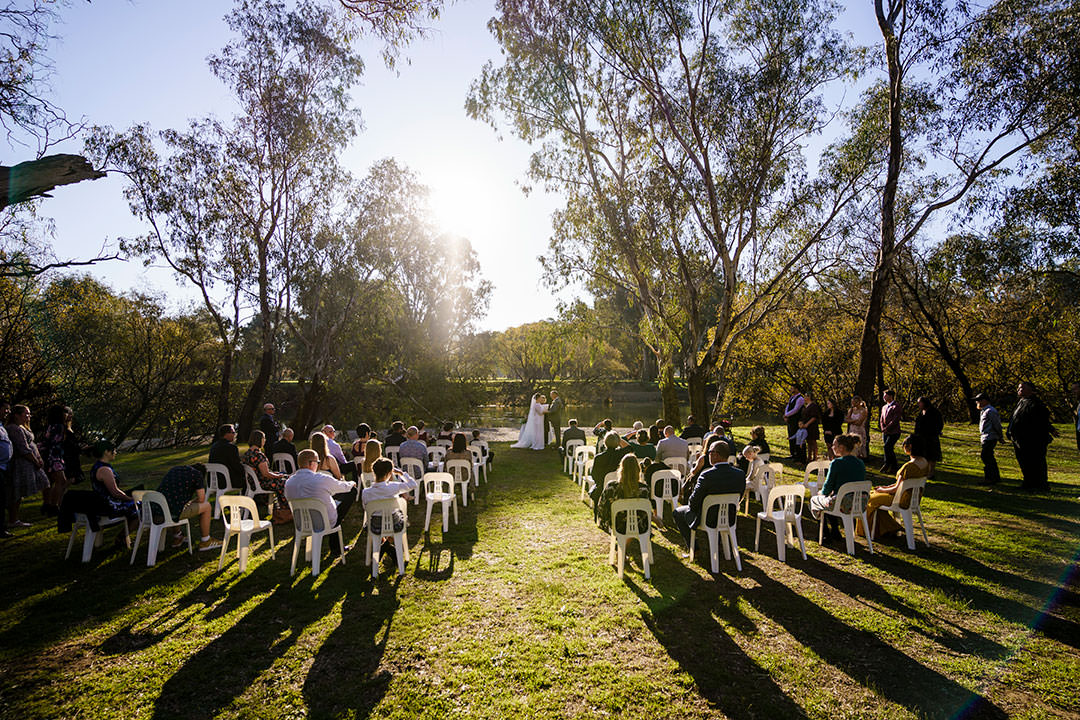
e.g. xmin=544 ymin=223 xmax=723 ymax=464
xmin=512 ymin=400 xmax=548 ymax=450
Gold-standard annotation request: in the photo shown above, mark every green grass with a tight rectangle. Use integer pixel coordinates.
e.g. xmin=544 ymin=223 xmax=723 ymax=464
xmin=1 ymin=421 xmax=1078 ymax=719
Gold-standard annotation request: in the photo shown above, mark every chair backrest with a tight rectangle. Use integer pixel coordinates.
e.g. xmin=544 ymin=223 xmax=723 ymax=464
xmin=400 ymin=457 xmax=425 ymax=479
xmin=766 ymin=484 xmax=805 ymax=517
xmin=133 ymin=489 xmax=169 ymax=526
xmin=767 ymin=462 xmax=784 ymax=483
xmin=565 ymin=439 xmax=584 ymax=455
xmin=603 ymin=470 xmax=620 ymax=489
xmin=758 ymin=452 xmax=771 ymax=463
xmin=803 ymin=459 xmax=831 ymax=485
xmin=272 ymin=453 xmax=296 ymax=475
xmin=700 ymin=493 xmax=740 ymax=530
xmin=611 ymin=498 xmax=652 ymax=536
xmin=360 ymin=471 xmax=375 ymax=489
xmin=289 ymin=497 xmax=329 ymax=534
xmin=584 ymin=458 xmax=594 ymax=477
xmin=893 ymin=475 xmax=926 ymax=511
xmin=436 ymin=439 xmax=453 ymax=450
xmin=205 ymin=462 xmax=232 ymax=493
xmin=468 ymin=446 xmax=483 ymax=463
xmin=243 ymin=465 xmax=261 ymax=493
xmin=650 ymin=468 xmax=681 ymax=498
xmin=384 ymin=446 xmax=401 ymax=465
xmin=684 ymin=437 xmax=703 ymax=448
xmin=366 ymin=496 xmax=405 ymax=535
xmin=834 ymin=480 xmax=873 ymax=516
xmin=218 ymin=494 xmax=261 ymax=529
xmin=664 ymin=457 xmax=688 ymax=474
xmin=446 ymin=459 xmax=471 ymax=484
xmin=428 ymin=446 xmax=447 ymax=463
xmin=726 ymin=455 xmax=738 ymax=465
xmin=424 ymin=472 xmax=454 ymax=495
xmin=470 ymin=439 xmax=489 ymax=452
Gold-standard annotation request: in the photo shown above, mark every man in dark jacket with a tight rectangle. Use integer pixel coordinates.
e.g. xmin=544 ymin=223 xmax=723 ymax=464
xmin=271 ymin=427 xmax=298 ymax=468
xmin=1007 ymin=381 xmax=1057 ymax=491
xmin=672 ymin=440 xmax=745 ymax=550
xmin=208 ymin=424 xmax=244 ymax=491
xmin=259 ymin=403 xmax=280 ymax=446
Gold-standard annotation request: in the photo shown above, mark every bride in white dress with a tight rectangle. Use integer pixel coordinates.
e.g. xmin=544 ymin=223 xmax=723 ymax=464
xmin=512 ymin=393 xmax=548 ymax=450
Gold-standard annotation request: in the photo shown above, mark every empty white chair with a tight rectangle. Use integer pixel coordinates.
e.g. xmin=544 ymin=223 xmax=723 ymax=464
xmin=579 ymin=457 xmax=595 ymax=501
xmin=384 ymin=445 xmax=401 ymax=467
xmin=427 ymin=445 xmax=447 ymax=471
xmin=65 ymin=513 xmax=130 ymax=563
xmin=802 ymin=459 xmax=831 ymax=498
xmin=649 ymin=468 xmax=681 ymax=520
xmin=609 ymin=498 xmax=653 ymax=579
xmin=243 ymin=465 xmax=276 ymax=519
xmin=365 ymin=496 xmax=409 ymax=578
xmin=445 ymin=459 xmax=472 ymax=507
xmin=870 ymin=476 xmax=930 ymax=550
xmin=468 ymin=446 xmax=485 ymax=485
xmin=564 ymin=439 xmax=584 ymax=473
xmin=217 ymin=495 xmax=275 ymax=572
xmin=272 ymin=453 xmax=297 ymax=475
xmin=663 ymin=456 xmax=689 ymax=476
xmin=422 ymin=472 xmax=458 ymax=533
xmin=755 ymin=484 xmax=807 ymax=563
xmin=690 ymin=493 xmax=742 ymax=573
xmin=204 ymin=462 xmax=237 ymax=520
xmin=744 ymin=462 xmax=778 ymax=514
xmin=130 ymin=490 xmax=192 ymax=567
xmin=817 ymin=480 xmax=874 ymax=556
xmin=288 ymin=497 xmax=344 ymax=577
xmin=400 ymin=457 xmax=425 ymax=505
xmin=573 ymin=445 xmax=596 ymax=484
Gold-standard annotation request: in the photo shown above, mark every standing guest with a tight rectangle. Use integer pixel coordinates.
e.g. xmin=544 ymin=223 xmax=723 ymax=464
xmin=352 ymin=423 xmax=372 ymax=458
xmin=0 ymin=402 xmax=12 ymax=538
xmin=596 ymin=454 xmax=657 ymax=533
xmin=208 ymin=424 xmax=244 ymax=494
xmin=821 ymin=399 xmax=844 ymax=460
xmin=59 ymin=407 xmax=84 ymax=492
xmin=810 ymin=434 xmax=865 ymax=542
xmin=975 ymin=393 xmax=1004 ymax=485
xmin=859 ymin=435 xmax=928 ymax=539
xmin=437 ymin=422 xmax=455 ymax=442
xmin=560 ymin=419 xmax=587 ymax=459
xmin=244 ymin=430 xmax=288 ymax=510
xmin=89 ymin=440 xmax=139 ymax=543
xmin=310 ymin=432 xmax=343 ymax=480
xmin=471 ymin=429 xmax=495 ymax=469
xmin=384 ymin=421 xmax=407 ymax=448
xmin=362 ymin=457 xmax=417 ymax=565
xmin=846 ymin=396 xmax=870 ymax=459
xmin=271 ymin=427 xmax=299 ymax=467
xmin=445 ymin=433 xmax=474 ymax=484
xmin=285 ymin=449 xmax=356 ymax=557
xmin=656 ymin=425 xmax=690 ymax=463
xmin=1007 ymin=381 xmax=1056 ymax=491
xmin=5 ymin=405 xmax=48 ymax=528
xmin=800 ymin=393 xmax=822 ymax=463
xmin=914 ymin=397 xmax=944 ymax=479
xmin=322 ymin=425 xmax=354 ymax=478
xmin=672 ymin=440 xmax=744 ymax=553
xmin=879 ymin=390 xmax=903 ymax=474
xmin=1070 ymin=382 xmax=1080 ymax=455
xmin=545 ymin=390 xmax=565 ymax=447
xmin=39 ymin=405 xmax=72 ymax=516
xmin=259 ymin=403 xmax=280 ymax=446
xmin=399 ymin=426 xmax=430 ymax=470
xmin=782 ymin=387 xmax=806 ymax=458
xmin=415 ymin=421 xmax=429 ymax=444
xmin=629 ymin=429 xmax=656 ymax=460
xmin=156 ymin=463 xmax=222 ymax=551
xmin=679 ymin=415 xmax=707 ymax=441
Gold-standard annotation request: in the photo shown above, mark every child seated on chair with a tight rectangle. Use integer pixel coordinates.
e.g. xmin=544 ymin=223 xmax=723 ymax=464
xmin=471 ymin=429 xmax=494 ymax=467
xmin=809 ymin=434 xmax=864 ymax=542
xmin=361 ymin=458 xmax=417 ymax=564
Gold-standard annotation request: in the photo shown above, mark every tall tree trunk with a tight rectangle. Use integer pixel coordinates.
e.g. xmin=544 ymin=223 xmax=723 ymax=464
xmin=293 ymin=373 xmax=326 ymax=438
xmin=658 ymin=362 xmax=680 ymax=427
xmin=641 ymin=346 xmax=657 ymax=383
xmin=686 ymin=362 xmax=709 ymax=425
xmin=216 ymin=349 xmax=233 ymax=430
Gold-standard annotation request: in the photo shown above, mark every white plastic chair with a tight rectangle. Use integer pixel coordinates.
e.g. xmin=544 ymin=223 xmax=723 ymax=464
xmin=288 ymin=497 xmax=344 ymax=577
xmin=817 ymin=480 xmax=874 ymax=556
xmin=690 ymin=493 xmax=742 ymax=573
xmin=217 ymin=495 xmax=276 ymax=572
xmin=649 ymin=468 xmax=681 ymax=520
xmin=204 ymin=462 xmax=237 ymax=520
xmin=758 ymin=452 xmax=771 ymax=463
xmin=384 ymin=445 xmax=401 ymax=467
xmin=802 ymin=459 xmax=831 ymax=499
xmin=65 ymin=513 xmax=130 ymax=563
xmin=579 ymin=457 xmax=595 ymax=501
xmin=564 ymin=439 xmax=584 ymax=473
xmin=468 ymin=446 xmax=486 ymax=485
xmin=129 ymin=490 xmax=192 ymax=567
xmin=400 ymin=457 xmax=425 ymax=505
xmin=243 ymin=465 xmax=276 ymax=519
xmin=427 ymin=446 xmax=447 ymax=471
xmin=609 ymin=498 xmax=653 ymax=580
xmin=436 ymin=439 xmax=453 ymax=450
xmin=687 ymin=445 xmax=704 ymax=467
xmin=573 ymin=445 xmax=596 ymax=484
xmin=663 ymin=456 xmax=689 ymax=476
xmin=272 ymin=453 xmax=297 ymax=475
xmin=743 ymin=462 xmax=778 ymax=514
xmin=470 ymin=440 xmax=492 ymax=470
xmin=602 ymin=470 xmax=620 ymax=490
xmin=422 ymin=472 xmax=459 ymax=533
xmin=365 ymin=496 xmax=409 ymax=578
xmin=755 ymin=484 xmax=807 ymax=563
xmin=870 ymin=476 xmax=928 ymax=550
xmin=684 ymin=437 xmax=703 ymax=449
xmin=446 ymin=459 xmax=472 ymax=507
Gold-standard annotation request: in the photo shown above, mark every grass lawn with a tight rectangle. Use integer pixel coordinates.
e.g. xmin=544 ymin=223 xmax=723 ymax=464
xmin=1 ymin=422 xmax=1078 ymax=719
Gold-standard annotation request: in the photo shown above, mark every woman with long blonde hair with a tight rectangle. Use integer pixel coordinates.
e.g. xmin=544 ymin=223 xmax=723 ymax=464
xmin=309 ymin=431 xmax=343 ymax=480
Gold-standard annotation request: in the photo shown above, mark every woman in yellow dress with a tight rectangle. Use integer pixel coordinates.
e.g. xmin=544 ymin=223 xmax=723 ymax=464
xmin=857 ymin=435 xmax=928 ymax=539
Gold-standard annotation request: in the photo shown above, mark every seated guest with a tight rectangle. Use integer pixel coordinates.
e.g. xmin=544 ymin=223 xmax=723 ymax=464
xmin=399 ymin=426 xmax=430 ymax=470
xmin=322 ymin=425 xmax=354 ymax=478
xmin=858 ymin=434 xmax=928 ymax=539
xmin=592 ymin=418 xmax=614 ymax=451
xmin=361 ymin=457 xmax=417 ymax=564
xmin=244 ymin=430 xmax=288 ymax=509
xmin=444 ymin=432 xmax=474 ymax=484
xmin=384 ymin=421 xmax=407 ymax=448
xmin=589 ymin=432 xmax=634 ymax=513
xmin=597 ymin=454 xmax=657 ymax=533
xmin=271 ymin=427 xmax=298 ymax=467
xmin=648 ymin=421 xmax=662 ymax=445
xmin=679 ymin=450 xmax=712 ymax=502
xmin=629 ymin=428 xmax=656 ymax=460
xmin=351 ymin=423 xmax=373 ymax=458
xmin=309 ymin=432 xmax=343 ymax=480
xmin=810 ymin=434 xmax=864 ymax=542
xmin=737 ymin=426 xmax=770 ymax=473
xmin=704 ymin=420 xmax=736 ymax=451
xmin=415 ymin=420 xmax=429 ymax=444
xmin=679 ymin=415 xmax=707 ymax=440
xmin=89 ymin=440 xmax=140 ymax=544
xmin=672 ymin=440 xmax=744 ymax=551
xmin=656 ymin=425 xmax=689 ymax=462
xmin=285 ymin=449 xmax=356 ymax=556
xmin=560 ymin=419 xmax=587 ymax=458
xmin=360 ymin=439 xmax=381 ymax=478
xmin=157 ymin=463 xmax=221 ymax=551
xmin=471 ymin=429 xmax=494 ymax=468
xmin=437 ymin=421 xmax=455 ymax=442
xmin=622 ymin=420 xmax=645 ymax=442
xmin=208 ymin=424 xmax=244 ymax=494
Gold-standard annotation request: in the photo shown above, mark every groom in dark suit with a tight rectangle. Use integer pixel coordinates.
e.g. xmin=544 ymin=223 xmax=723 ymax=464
xmin=545 ymin=390 xmax=564 ymax=447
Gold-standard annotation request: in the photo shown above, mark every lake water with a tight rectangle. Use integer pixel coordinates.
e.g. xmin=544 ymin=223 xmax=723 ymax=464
xmin=468 ymin=401 xmax=666 ymax=431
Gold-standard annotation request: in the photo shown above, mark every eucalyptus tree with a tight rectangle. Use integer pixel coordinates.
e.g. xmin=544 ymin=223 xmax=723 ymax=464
xmin=469 ymin=0 xmax=867 ymax=421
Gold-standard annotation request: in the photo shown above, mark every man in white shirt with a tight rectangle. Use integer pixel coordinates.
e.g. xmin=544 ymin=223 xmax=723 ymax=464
xmin=284 ymin=449 xmax=356 ymax=555
xmin=322 ymin=424 xmax=354 ymax=478
xmin=656 ymin=425 xmax=689 ymax=462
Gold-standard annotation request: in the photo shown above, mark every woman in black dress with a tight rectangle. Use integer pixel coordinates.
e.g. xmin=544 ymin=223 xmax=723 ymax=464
xmin=914 ymin=396 xmax=944 ymax=478
xmin=822 ymin=399 xmax=844 ymax=459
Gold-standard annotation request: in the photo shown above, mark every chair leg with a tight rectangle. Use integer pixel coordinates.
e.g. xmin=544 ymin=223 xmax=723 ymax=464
xmin=147 ymin=525 xmax=162 ymax=567
xmin=65 ymin=527 xmax=78 ymax=560
xmin=616 ymin=540 xmax=626 ymax=579
xmin=862 ymin=512 xmax=874 ymax=554
xmin=238 ymin=535 xmax=250 ymax=572
xmin=130 ymin=522 xmax=145 ymax=565
xmin=641 ymin=536 xmax=652 ymax=580
xmin=689 ymin=531 xmax=697 ymax=563
xmin=917 ymin=511 xmax=930 ymax=546
xmin=336 ymin=528 xmax=346 ymax=565
xmin=794 ymin=519 xmax=807 ymax=560
xmin=394 ymin=534 xmax=406 ymax=576
xmin=442 ymin=501 xmax=450 ymax=532
xmin=710 ymin=532 xmax=721 ymax=573
xmin=184 ymin=521 xmax=192 ymax=554
xmin=902 ymin=512 xmax=916 ymax=550
xmin=818 ymin=514 xmax=825 ymax=544
xmin=754 ymin=517 xmax=762 ymax=552
xmin=842 ymin=516 xmax=856 ymax=556
xmin=218 ymin=529 xmax=232 ymax=571
xmin=728 ymin=527 xmax=742 ymax=572
xmin=608 ymin=534 xmax=617 ymax=565
xmin=424 ymin=502 xmax=433 ymax=532
xmin=290 ymin=533 xmax=300 ymax=577
xmin=311 ymin=534 xmax=322 ymax=577
xmin=82 ymin=528 xmax=96 ymax=563
xmin=267 ymin=526 xmax=276 ymax=558
xmin=773 ymin=521 xmax=786 ymax=563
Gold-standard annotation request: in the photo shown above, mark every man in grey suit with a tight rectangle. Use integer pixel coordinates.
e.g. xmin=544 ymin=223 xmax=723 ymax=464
xmin=545 ymin=390 xmax=565 ymax=447
xmin=672 ymin=440 xmax=744 ymax=551
xmin=656 ymin=425 xmax=689 ymax=462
